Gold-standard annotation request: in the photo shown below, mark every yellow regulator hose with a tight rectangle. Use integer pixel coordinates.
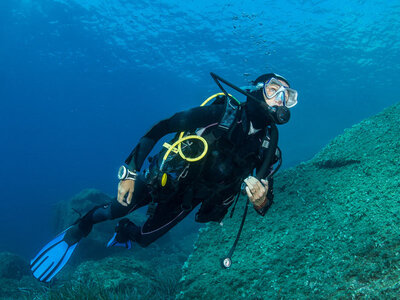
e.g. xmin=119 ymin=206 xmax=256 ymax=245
xmin=160 ymin=93 xmax=239 ymax=173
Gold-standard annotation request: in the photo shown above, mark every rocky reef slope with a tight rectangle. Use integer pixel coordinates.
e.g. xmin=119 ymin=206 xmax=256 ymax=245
xmin=178 ymin=102 xmax=400 ymax=299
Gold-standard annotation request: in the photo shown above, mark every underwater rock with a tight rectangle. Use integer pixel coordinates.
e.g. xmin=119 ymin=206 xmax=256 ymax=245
xmin=69 ymin=254 xmax=182 ymax=299
xmin=53 ymin=188 xmax=114 ymax=231
xmin=178 ymin=102 xmax=400 ymax=299
xmin=0 ymin=252 xmax=29 ymax=280
xmin=0 ymin=252 xmax=43 ymax=299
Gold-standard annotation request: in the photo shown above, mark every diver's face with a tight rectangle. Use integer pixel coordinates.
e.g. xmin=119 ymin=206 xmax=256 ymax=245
xmin=263 ymin=79 xmax=288 ymax=107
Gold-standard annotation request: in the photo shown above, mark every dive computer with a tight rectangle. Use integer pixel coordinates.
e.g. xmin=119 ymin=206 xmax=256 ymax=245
xmin=118 ymin=166 xmax=137 ymax=181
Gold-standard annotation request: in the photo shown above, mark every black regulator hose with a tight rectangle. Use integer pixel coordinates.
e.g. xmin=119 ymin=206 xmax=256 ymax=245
xmin=258 ymin=123 xmax=279 ymax=181
xmin=221 ymin=125 xmax=279 ymax=269
xmin=209 ymin=72 xmax=282 ymax=269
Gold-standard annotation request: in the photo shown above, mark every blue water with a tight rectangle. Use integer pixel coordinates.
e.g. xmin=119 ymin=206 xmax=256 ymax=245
xmin=0 ymin=0 xmax=399 ymax=258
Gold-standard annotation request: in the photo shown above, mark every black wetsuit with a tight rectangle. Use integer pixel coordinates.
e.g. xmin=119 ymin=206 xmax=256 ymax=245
xmin=82 ymin=103 xmax=275 ymax=247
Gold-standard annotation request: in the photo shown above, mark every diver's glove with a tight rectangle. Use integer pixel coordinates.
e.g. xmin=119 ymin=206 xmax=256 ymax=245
xmin=107 ymin=218 xmax=135 ymax=249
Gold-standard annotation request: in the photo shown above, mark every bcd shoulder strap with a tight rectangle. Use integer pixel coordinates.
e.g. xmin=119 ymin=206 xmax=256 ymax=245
xmin=218 ymin=97 xmax=240 ymax=131
xmin=203 ymin=97 xmax=242 ymax=143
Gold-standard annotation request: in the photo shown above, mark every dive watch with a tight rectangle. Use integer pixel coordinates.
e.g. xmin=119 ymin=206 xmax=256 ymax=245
xmin=118 ymin=166 xmax=137 ymax=181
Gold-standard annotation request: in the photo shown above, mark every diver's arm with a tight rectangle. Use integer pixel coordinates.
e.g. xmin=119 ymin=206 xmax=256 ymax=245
xmin=125 ymin=104 xmax=225 ymax=171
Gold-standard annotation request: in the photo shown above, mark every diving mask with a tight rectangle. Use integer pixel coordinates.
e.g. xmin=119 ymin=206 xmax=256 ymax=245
xmin=262 ymin=78 xmax=298 ymax=108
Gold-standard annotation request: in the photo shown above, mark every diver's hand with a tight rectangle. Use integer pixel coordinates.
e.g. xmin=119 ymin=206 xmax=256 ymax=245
xmin=244 ymin=176 xmax=269 ymax=209
xmin=117 ymin=180 xmax=135 ymax=206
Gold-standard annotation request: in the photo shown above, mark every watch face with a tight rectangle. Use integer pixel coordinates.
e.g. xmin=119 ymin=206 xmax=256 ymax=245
xmin=118 ymin=166 xmax=126 ymax=180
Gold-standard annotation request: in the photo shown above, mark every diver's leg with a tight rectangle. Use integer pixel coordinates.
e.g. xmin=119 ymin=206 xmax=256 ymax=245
xmin=115 ymin=198 xmax=201 ymax=248
xmin=77 ymin=175 xmax=151 ymax=232
xmin=30 ymin=175 xmax=152 ymax=282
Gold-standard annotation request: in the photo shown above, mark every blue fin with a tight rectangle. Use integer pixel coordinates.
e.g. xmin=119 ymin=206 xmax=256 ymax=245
xmin=107 ymin=233 xmax=132 ymax=249
xmin=30 ymin=226 xmax=80 ymax=282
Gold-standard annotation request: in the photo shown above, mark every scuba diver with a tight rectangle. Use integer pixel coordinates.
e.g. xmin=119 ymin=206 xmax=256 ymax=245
xmin=30 ymin=72 xmax=298 ymax=282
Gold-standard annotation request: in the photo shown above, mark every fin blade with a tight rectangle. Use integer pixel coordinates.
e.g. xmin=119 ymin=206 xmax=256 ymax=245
xmin=30 ymin=226 xmax=79 ymax=282
xmin=107 ymin=233 xmax=117 ymax=248
xmin=30 ymin=230 xmax=67 ymax=266
xmin=43 ymin=243 xmax=78 ymax=282
xmin=33 ymin=241 xmax=69 ymax=281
